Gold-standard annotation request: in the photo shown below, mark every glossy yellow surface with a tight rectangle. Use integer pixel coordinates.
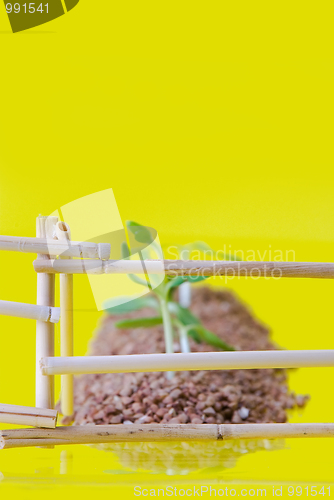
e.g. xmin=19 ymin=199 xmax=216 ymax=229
xmin=1 ymin=0 xmax=334 ymax=496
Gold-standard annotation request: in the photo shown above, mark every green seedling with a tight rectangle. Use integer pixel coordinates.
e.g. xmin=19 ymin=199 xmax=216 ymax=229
xmin=105 ymin=221 xmax=236 ymax=378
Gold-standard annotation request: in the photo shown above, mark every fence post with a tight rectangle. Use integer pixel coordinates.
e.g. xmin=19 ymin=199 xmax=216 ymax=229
xmin=36 ymin=215 xmax=58 ymax=409
xmin=55 ymin=221 xmax=74 ymax=418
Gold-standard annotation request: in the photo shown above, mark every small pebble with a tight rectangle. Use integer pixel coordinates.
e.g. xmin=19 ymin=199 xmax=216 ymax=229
xmin=110 ymin=415 xmax=122 ymax=424
xmin=203 ymin=406 xmax=216 ymax=416
xmin=238 ymin=407 xmax=250 ymax=420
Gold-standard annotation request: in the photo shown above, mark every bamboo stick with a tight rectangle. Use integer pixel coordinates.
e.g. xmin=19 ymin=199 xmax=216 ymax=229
xmin=0 ymin=404 xmax=57 ymax=428
xmin=41 ymin=350 xmax=334 ymax=376
xmin=0 ymin=235 xmax=110 ymax=259
xmin=221 ymin=423 xmax=334 ymax=440
xmin=0 ymin=300 xmax=60 ymax=323
xmin=36 ymin=216 xmax=58 ymax=410
xmin=2 ymin=423 xmax=334 ymax=449
xmin=33 ymin=259 xmax=334 ymax=279
xmin=56 ymin=222 xmax=74 ymax=418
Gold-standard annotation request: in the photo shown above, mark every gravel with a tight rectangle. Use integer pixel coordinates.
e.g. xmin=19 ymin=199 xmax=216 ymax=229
xmin=60 ymin=287 xmax=309 ymax=426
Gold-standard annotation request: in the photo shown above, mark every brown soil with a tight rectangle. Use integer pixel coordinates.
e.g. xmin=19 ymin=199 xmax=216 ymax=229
xmin=63 ymin=287 xmax=309 ymax=426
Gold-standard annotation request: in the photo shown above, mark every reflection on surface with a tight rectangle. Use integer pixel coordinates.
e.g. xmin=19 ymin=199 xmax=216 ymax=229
xmin=96 ymin=439 xmax=285 ymax=475
xmin=60 ymin=450 xmax=73 ymax=475
xmin=0 ymin=436 xmax=334 ymax=492
xmin=0 ymin=439 xmax=285 ymax=486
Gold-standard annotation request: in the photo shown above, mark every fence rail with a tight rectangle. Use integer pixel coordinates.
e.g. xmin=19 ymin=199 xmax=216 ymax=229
xmin=40 ymin=350 xmax=334 ymax=375
xmin=2 ymin=423 xmax=334 ymax=449
xmin=0 ymin=235 xmax=110 ymax=259
xmin=33 ymin=259 xmax=334 ymax=278
xmin=0 ymin=404 xmax=57 ymax=428
xmin=0 ymin=300 xmax=60 ymax=323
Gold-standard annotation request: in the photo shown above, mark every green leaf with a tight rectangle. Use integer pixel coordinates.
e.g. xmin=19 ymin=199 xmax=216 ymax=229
xmin=168 ymin=276 xmax=187 ymax=287
xmin=104 ymin=295 xmax=159 ymax=314
xmin=115 ymin=316 xmax=163 ymax=329
xmin=164 ymin=276 xmax=187 ymax=296
xmin=126 ymin=220 xmax=154 ymax=244
xmin=120 ymin=241 xmax=151 ymax=287
xmin=169 ymin=302 xmax=234 ymax=350
xmin=187 ymin=324 xmax=235 ymax=351
xmin=185 ymin=276 xmax=210 ymax=283
xmin=169 ymin=302 xmax=200 ymax=325
xmin=168 ymin=302 xmax=202 ymax=342
xmin=128 ymin=274 xmax=149 ymax=287
xmin=164 ymin=276 xmax=210 ymax=296
xmin=121 ymin=242 xmax=130 ymax=259
xmin=176 ymin=241 xmax=212 ymax=256
xmin=187 ymin=241 xmax=212 ymax=253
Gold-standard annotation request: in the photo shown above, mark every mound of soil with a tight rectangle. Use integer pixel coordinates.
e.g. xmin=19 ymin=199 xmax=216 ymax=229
xmin=64 ymin=287 xmax=309 ymax=426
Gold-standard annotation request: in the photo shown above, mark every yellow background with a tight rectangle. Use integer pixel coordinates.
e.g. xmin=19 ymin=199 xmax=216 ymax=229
xmin=1 ymin=0 xmax=334 ymax=497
